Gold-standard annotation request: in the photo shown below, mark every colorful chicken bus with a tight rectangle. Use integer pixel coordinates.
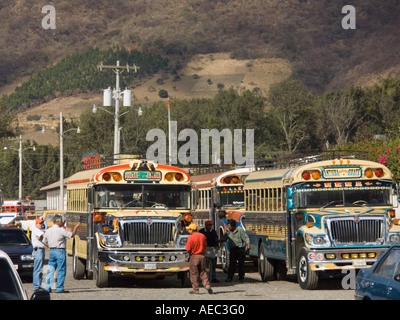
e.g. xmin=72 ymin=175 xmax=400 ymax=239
xmin=191 ymin=167 xmax=255 ymax=270
xmin=65 ymin=160 xmax=192 ymax=287
xmin=244 ymin=158 xmax=400 ymax=289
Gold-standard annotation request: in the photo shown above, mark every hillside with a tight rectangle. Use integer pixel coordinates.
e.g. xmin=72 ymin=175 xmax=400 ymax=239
xmin=1 ymin=0 xmax=400 ymax=94
xmin=17 ymin=53 xmax=291 ymax=145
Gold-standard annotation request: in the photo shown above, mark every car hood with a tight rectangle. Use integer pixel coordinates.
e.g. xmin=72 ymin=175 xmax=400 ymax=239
xmin=0 ymin=244 xmax=33 ymax=255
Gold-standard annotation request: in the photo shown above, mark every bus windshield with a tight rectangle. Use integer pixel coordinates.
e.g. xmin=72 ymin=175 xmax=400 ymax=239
xmin=94 ymin=184 xmax=191 ymax=210
xmin=294 ymin=182 xmax=393 ymax=208
xmin=217 ymin=187 xmax=245 ymax=208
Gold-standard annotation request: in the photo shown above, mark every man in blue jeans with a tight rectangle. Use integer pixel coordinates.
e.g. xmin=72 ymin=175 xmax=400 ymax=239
xmin=31 ymin=217 xmax=46 ymax=291
xmin=43 ymin=215 xmax=80 ymax=293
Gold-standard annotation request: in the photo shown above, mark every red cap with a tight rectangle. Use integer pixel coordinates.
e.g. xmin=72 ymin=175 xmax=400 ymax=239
xmin=35 ymin=218 xmax=44 ymax=224
xmin=205 ymin=220 xmax=212 ymax=225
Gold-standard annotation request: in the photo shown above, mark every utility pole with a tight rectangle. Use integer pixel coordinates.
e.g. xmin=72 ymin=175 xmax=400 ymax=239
xmin=97 ymin=60 xmax=139 ymax=164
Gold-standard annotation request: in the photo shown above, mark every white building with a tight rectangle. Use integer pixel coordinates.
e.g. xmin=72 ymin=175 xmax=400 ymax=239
xmin=40 ymin=178 xmax=68 ymax=210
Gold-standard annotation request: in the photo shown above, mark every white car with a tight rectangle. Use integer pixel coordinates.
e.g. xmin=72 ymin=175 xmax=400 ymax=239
xmin=0 ymin=250 xmax=49 ymax=300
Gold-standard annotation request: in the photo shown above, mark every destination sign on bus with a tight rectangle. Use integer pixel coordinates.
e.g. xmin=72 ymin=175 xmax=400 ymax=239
xmin=124 ymin=170 xmax=162 ymax=181
xmin=322 ymin=167 xmax=362 ymax=179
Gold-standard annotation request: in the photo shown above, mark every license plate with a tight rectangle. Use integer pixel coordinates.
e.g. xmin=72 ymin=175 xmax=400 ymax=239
xmin=352 ymin=259 xmax=366 ymax=267
xmin=144 ymin=263 xmax=156 ymax=270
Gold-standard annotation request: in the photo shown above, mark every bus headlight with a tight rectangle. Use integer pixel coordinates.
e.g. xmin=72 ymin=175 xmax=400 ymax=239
xmin=177 ymin=236 xmax=189 ymax=247
xmin=100 ymin=235 xmax=122 ymax=247
xmin=389 ymin=234 xmax=400 ymax=244
xmin=305 ymin=234 xmax=330 ymax=246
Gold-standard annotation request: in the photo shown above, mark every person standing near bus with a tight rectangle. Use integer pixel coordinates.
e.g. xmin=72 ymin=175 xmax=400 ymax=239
xmin=222 ymin=219 xmax=251 ymax=282
xmin=43 ymin=215 xmax=80 ymax=293
xmin=199 ymin=220 xmax=219 ymax=283
xmin=31 ymin=217 xmax=46 ymax=291
xmin=185 ymin=223 xmax=213 ymax=295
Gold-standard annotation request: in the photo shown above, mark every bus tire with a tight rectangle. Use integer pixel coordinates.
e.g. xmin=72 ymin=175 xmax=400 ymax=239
xmin=96 ymin=259 xmax=109 ymax=288
xmin=178 ymin=271 xmax=190 ymax=288
xmin=72 ymin=243 xmax=85 ymax=280
xmin=297 ymin=248 xmax=319 ymax=290
xmin=258 ymin=243 xmax=274 ymax=281
xmin=220 ymin=242 xmax=230 ymax=273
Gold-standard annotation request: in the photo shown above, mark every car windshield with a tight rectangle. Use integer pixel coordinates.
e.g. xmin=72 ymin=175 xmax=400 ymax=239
xmin=0 ymin=258 xmax=25 ymax=300
xmin=94 ymin=184 xmax=191 ymax=210
xmin=294 ymin=181 xmax=393 ymax=208
xmin=0 ymin=230 xmax=30 ymax=246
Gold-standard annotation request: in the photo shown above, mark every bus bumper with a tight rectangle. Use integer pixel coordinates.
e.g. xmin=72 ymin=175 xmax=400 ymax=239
xmin=98 ymin=250 xmax=189 ymax=273
xmin=306 ymin=247 xmax=389 ymax=271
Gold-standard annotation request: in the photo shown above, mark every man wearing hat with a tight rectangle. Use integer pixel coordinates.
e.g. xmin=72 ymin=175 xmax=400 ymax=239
xmin=185 ymin=223 xmax=213 ymax=295
xmin=31 ymin=217 xmax=46 ymax=291
xmin=199 ymin=220 xmax=219 ymax=282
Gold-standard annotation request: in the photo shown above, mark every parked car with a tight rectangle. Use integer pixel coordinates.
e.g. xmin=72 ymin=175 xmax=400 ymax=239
xmin=0 ymin=250 xmax=49 ymax=300
xmin=355 ymin=245 xmax=400 ymax=300
xmin=0 ymin=227 xmax=34 ymax=279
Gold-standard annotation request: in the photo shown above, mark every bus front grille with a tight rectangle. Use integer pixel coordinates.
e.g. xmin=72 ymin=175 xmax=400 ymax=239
xmin=120 ymin=221 xmax=175 ymax=246
xmin=328 ymin=217 xmax=384 ymax=245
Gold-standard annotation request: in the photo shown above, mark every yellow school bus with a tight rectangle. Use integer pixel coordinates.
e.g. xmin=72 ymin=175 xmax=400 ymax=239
xmin=65 ymin=160 xmax=191 ymax=287
xmin=244 ymin=158 xmax=400 ymax=289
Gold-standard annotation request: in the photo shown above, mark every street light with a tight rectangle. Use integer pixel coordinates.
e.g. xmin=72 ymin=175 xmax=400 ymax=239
xmin=4 ymin=136 xmax=36 ymax=200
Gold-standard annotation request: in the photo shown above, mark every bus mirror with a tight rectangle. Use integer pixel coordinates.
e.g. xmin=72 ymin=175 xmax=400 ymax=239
xmin=212 ymin=188 xmax=221 ymax=208
xmin=287 ymin=187 xmax=294 ymax=210
xmin=194 ymin=189 xmax=199 ymax=207
xmin=87 ymin=186 xmax=94 ymax=205
xmin=288 ymin=199 xmax=294 ymax=210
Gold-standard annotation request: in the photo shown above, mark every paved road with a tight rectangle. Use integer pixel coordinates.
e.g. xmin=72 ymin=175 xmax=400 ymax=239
xmin=23 ymin=250 xmax=355 ymax=301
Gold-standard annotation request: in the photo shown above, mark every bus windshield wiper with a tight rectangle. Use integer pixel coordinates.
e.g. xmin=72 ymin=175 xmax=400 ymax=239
xmin=319 ymin=200 xmax=342 ymax=210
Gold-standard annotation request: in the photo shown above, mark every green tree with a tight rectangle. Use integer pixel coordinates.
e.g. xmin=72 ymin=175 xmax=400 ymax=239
xmin=268 ymin=78 xmax=317 ymax=152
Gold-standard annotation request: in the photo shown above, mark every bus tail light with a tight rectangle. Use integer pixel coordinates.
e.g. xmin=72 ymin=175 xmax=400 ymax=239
xmin=175 ymin=173 xmax=183 ymax=181
xmin=103 ymin=173 xmax=111 ymax=181
xmin=94 ymin=212 xmax=104 ymax=222
xmin=375 ymin=168 xmax=383 ymax=177
xmin=311 ymin=171 xmax=320 ymax=180
xmin=223 ymin=177 xmax=231 ymax=184
xmin=165 ymin=173 xmax=174 ymax=181
xmin=231 ymin=176 xmax=240 ymax=184
xmin=302 ymin=171 xmax=311 ymax=180
xmin=113 ymin=173 xmax=122 ymax=182
xmin=388 ymin=209 xmax=396 ymax=218
xmin=364 ymin=169 xmax=373 ymax=178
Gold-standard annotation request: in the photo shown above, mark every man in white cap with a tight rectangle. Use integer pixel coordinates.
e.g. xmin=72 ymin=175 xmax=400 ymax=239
xmin=31 ymin=217 xmax=46 ymax=291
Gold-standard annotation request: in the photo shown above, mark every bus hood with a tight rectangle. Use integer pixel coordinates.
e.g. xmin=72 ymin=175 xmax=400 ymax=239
xmin=107 ymin=209 xmax=185 ymax=219
xmin=305 ymin=207 xmax=390 ymax=229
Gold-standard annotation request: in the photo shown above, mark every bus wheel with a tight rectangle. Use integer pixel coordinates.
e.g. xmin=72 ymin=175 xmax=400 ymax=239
xmin=178 ymin=271 xmax=190 ymax=287
xmin=72 ymin=243 xmax=85 ymax=280
xmin=297 ymin=248 xmax=319 ymax=290
xmin=258 ymin=243 xmax=274 ymax=281
xmin=220 ymin=242 xmax=230 ymax=273
xmin=96 ymin=259 xmax=109 ymax=288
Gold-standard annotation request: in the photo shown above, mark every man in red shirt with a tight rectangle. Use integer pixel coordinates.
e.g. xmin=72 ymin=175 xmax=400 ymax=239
xmin=185 ymin=223 xmax=213 ymax=295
